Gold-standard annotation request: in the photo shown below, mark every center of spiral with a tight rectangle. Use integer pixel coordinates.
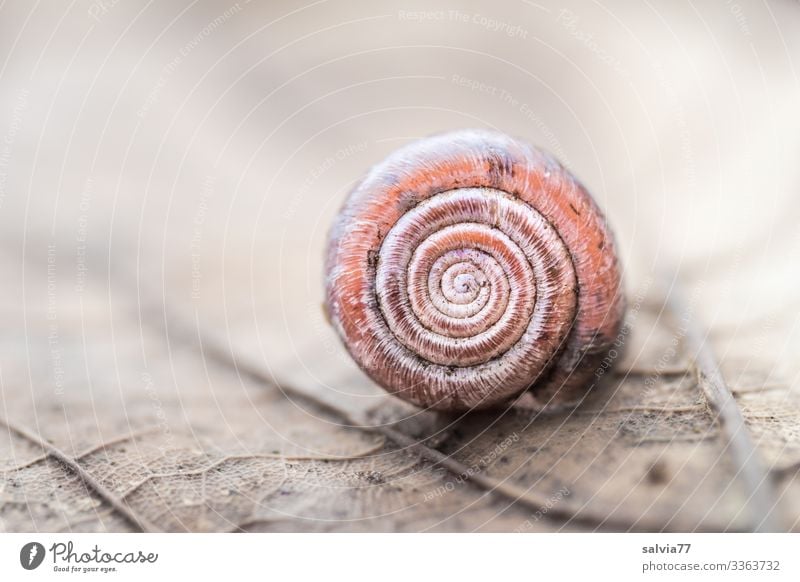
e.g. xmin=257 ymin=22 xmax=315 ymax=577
xmin=440 ymin=260 xmax=487 ymax=306
xmin=453 ymin=272 xmax=478 ymax=294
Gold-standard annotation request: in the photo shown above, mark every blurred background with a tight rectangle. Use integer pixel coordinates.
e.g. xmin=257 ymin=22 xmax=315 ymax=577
xmin=1 ymin=0 xmax=800 ymax=532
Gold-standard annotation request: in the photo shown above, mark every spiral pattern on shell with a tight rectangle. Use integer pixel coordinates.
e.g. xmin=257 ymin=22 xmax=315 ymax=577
xmin=325 ymin=129 xmax=625 ymax=411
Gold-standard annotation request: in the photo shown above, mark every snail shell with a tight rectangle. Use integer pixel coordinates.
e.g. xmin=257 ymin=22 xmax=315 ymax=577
xmin=325 ymin=129 xmax=625 ymax=412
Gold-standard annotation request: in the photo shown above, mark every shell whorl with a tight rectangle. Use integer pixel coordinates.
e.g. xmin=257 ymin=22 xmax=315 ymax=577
xmin=325 ymin=129 xmax=624 ymax=411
